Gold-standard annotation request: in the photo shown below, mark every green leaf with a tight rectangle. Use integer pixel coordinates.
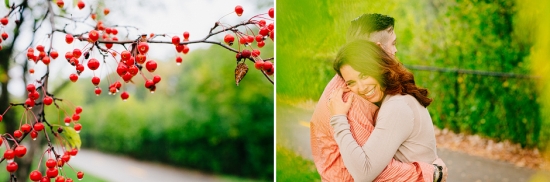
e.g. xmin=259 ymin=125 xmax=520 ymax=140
xmin=62 ymin=126 xmax=82 ymax=150
xmin=4 ymin=0 xmax=9 ymax=8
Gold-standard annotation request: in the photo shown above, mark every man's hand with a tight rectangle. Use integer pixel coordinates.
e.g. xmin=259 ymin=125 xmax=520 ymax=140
xmin=432 ymin=158 xmax=448 ymax=182
xmin=328 ymin=87 xmax=354 ymax=116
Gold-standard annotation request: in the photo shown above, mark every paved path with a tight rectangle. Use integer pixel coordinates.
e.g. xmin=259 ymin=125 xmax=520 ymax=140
xmin=277 ymin=102 xmax=546 ymax=182
xmin=70 ymin=150 xmax=228 ymax=182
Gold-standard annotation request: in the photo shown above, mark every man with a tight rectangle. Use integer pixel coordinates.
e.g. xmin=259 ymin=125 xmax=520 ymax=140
xmin=310 ymin=13 xmax=447 ymax=181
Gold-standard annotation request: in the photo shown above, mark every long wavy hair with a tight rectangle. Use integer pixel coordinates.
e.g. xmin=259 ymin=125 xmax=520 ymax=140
xmin=333 ymin=40 xmax=433 ymax=107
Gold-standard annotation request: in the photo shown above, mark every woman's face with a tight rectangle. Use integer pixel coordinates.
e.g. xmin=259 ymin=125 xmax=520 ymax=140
xmin=340 ymin=65 xmax=385 ymax=103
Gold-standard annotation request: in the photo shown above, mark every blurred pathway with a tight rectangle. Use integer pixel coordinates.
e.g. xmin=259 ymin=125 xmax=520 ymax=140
xmin=70 ymin=150 xmax=227 ymax=182
xmin=277 ymin=102 xmax=546 ymax=182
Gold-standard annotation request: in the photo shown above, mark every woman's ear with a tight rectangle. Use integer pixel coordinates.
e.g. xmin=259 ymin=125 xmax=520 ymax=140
xmin=375 ymin=42 xmax=383 ymax=48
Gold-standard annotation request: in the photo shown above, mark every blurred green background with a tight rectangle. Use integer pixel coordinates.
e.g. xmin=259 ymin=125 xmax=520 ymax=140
xmin=54 ymin=43 xmax=274 ymax=180
xmin=277 ymin=0 xmax=550 ymax=180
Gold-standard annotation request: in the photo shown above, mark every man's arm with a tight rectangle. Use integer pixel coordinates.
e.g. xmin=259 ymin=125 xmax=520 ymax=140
xmin=311 ymin=75 xmax=434 ymax=181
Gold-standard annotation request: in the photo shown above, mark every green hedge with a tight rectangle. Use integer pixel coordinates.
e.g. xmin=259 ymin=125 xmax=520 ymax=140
xmin=277 ymin=0 xmax=545 ymax=149
xmin=58 ymin=44 xmax=274 ymax=180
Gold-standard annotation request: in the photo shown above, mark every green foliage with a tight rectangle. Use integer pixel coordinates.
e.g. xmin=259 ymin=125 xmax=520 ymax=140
xmin=59 ymin=44 xmax=274 ymax=179
xmin=277 ymin=0 xmax=545 ymax=148
xmin=276 ymin=146 xmax=320 ymax=182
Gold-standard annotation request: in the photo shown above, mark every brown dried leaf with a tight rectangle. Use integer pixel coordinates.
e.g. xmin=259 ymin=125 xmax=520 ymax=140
xmin=235 ymin=62 xmax=248 ymax=86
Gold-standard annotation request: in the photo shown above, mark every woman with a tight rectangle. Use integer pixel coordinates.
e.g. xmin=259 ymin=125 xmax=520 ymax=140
xmin=328 ymin=40 xmax=445 ymax=182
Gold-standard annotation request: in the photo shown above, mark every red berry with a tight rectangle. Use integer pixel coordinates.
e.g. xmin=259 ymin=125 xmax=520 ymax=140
xmin=43 ymin=96 xmax=53 ymax=106
xmin=122 ymin=72 xmax=133 ymax=82
xmin=269 ymin=8 xmax=274 ymax=18
xmin=128 ymin=65 xmax=139 ymax=76
xmin=104 ymin=8 xmax=110 ymax=15
xmin=262 ymin=61 xmax=273 ymax=71
xmin=42 ymin=56 xmax=51 ymax=65
xmin=252 ymin=49 xmax=261 ymax=57
xmin=14 ymin=145 xmax=27 ymax=158
xmin=105 ymin=27 xmax=112 ymax=34
xmin=111 ymin=28 xmax=118 ymax=35
xmin=76 ymin=63 xmax=85 ymax=73
xmin=87 ymin=58 xmax=100 ymax=70
xmin=46 ymin=159 xmax=56 ymax=168
xmin=270 ymin=31 xmax=274 ymax=41
xmin=34 ymin=122 xmax=44 ymax=131
xmin=247 ymin=35 xmax=254 ymax=43
xmin=72 ymin=49 xmax=82 ymax=58
xmin=254 ymin=60 xmax=264 ymax=70
xmin=91 ymin=76 xmax=100 ymax=86
xmin=56 ymin=0 xmax=64 ymax=8
xmin=0 ymin=115 xmax=3 ymax=121
xmin=266 ymin=67 xmax=274 ymax=76
xmin=153 ymin=75 xmax=161 ymax=83
xmin=14 ymin=130 xmax=22 ymax=138
xmin=105 ymin=38 xmax=113 ymax=49
xmin=258 ymin=20 xmax=266 ymax=27
xmin=64 ymin=116 xmax=71 ymax=125
xmin=241 ymin=50 xmax=251 ymax=58
xmin=268 ymin=23 xmax=274 ymax=31
xmin=117 ymin=63 xmax=128 ymax=76
xmin=138 ymin=42 xmax=149 ymax=54
xmin=175 ymin=56 xmax=182 ymax=65
xmin=55 ymin=176 xmax=65 ymax=182
xmin=30 ymin=170 xmax=42 ymax=181
xmin=257 ymin=41 xmax=265 ymax=48
xmin=6 ymin=162 xmax=17 ymax=173
xmin=65 ymin=52 xmax=73 ymax=60
xmin=27 ymin=84 xmax=36 ymax=92
xmin=145 ymin=80 xmax=155 ymax=89
xmin=120 ymin=91 xmax=129 ymax=101
xmin=69 ymin=73 xmax=78 ymax=82
xmin=70 ymin=148 xmax=79 ymax=156
xmin=46 ymin=167 xmax=58 ymax=178
xmin=77 ymin=0 xmax=85 ymax=10
xmin=126 ymin=56 xmax=135 ymax=66
xmin=114 ymin=81 xmax=122 ymax=89
xmin=30 ymin=130 xmax=38 ymax=140
xmin=95 ymin=87 xmax=102 ymax=96
xmin=40 ymin=177 xmax=49 ymax=182
xmin=75 ymin=106 xmax=83 ymax=114
xmin=77 ymin=171 xmax=84 ymax=180
xmin=0 ymin=17 xmax=8 ymax=26
xmin=67 ymin=178 xmax=74 ymax=182
xmin=57 ymin=159 xmax=64 ymax=168
xmin=136 ymin=54 xmax=146 ymax=64
xmin=235 ymin=5 xmax=244 ymax=16
xmin=239 ymin=37 xmax=247 ymax=45
xmin=72 ymin=113 xmax=80 ymax=121
xmin=182 ymin=45 xmax=189 ymax=54
xmin=88 ymin=30 xmax=99 ymax=42
xmin=21 ymin=124 xmax=31 ymax=133
xmin=172 ymin=36 xmax=180 ymax=45
xmin=255 ymin=34 xmax=264 ymax=42
xmin=224 ymin=34 xmax=234 ymax=45
xmin=183 ymin=31 xmax=190 ymax=40
xmin=61 ymin=153 xmax=70 ymax=162
xmin=25 ymin=98 xmax=35 ymax=108
xmin=4 ymin=149 xmax=14 ymax=160
xmin=36 ymin=45 xmax=45 ymax=52
xmin=121 ymin=50 xmax=131 ymax=60
xmin=145 ymin=60 xmax=157 ymax=72
xmin=28 ymin=91 xmax=40 ymax=100
xmin=1 ymin=32 xmax=7 ymax=40
xmin=175 ymin=44 xmax=184 ymax=53
xmin=65 ymin=34 xmax=73 ymax=44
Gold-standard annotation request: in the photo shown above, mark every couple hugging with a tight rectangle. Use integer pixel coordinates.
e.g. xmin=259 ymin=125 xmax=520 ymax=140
xmin=310 ymin=13 xmax=449 ymax=182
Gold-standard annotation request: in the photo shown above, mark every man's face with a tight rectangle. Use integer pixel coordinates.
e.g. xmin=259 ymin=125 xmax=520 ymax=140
xmin=340 ymin=65 xmax=385 ymax=103
xmin=380 ymin=29 xmax=397 ymax=58
xmin=369 ymin=27 xmax=397 ymax=58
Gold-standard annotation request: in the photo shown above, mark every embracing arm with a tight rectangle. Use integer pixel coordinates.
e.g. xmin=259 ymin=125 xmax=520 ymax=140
xmin=332 ymin=111 xmax=435 ymax=181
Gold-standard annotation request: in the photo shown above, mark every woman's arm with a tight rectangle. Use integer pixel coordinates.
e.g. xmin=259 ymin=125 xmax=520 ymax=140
xmin=328 ymin=88 xmax=416 ymax=181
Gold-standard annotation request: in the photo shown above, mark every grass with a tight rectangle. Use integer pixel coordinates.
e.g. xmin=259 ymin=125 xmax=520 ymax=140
xmin=276 ymin=145 xmax=321 ymax=182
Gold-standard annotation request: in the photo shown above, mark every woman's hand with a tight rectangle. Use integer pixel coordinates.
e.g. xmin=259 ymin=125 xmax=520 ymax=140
xmin=328 ymin=87 xmax=354 ymax=116
xmin=433 ymin=158 xmax=448 ymax=182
